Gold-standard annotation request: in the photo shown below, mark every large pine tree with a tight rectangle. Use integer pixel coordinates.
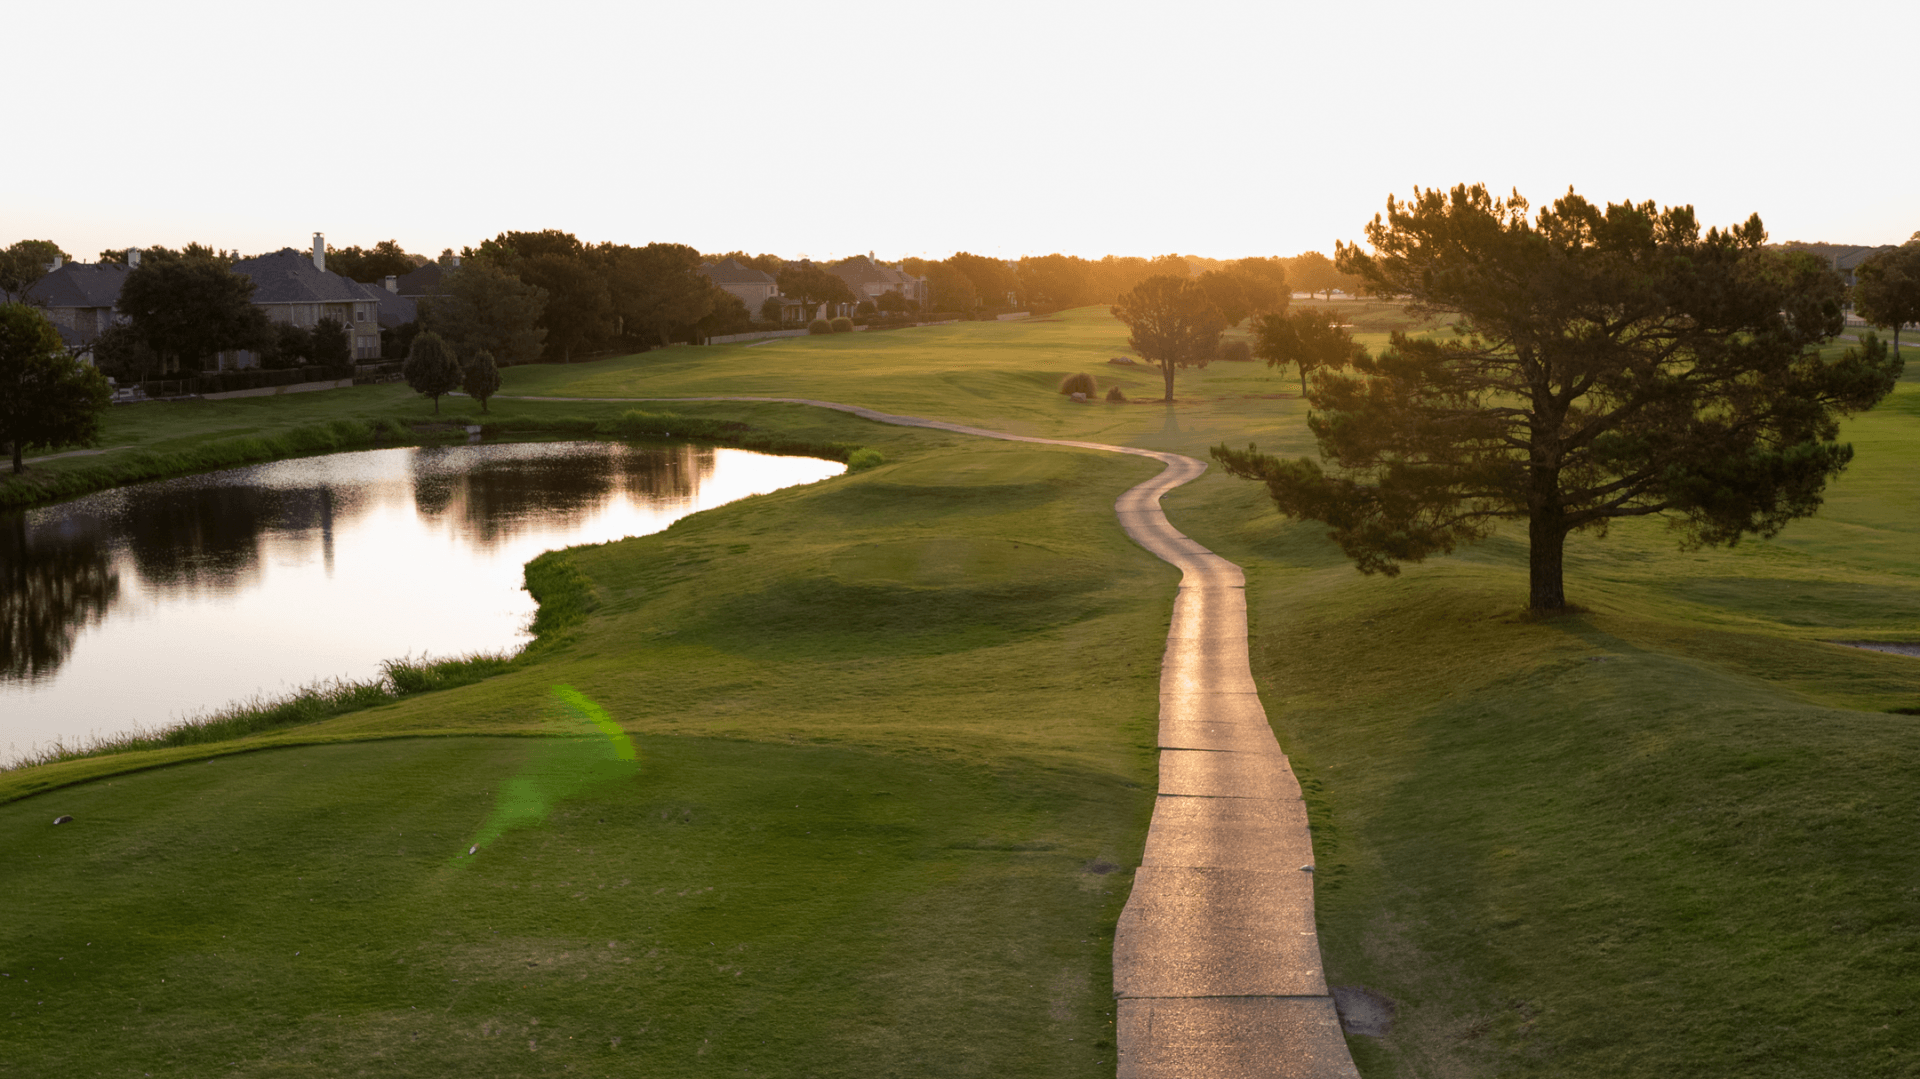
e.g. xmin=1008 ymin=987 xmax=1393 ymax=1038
xmin=1213 ymin=185 xmax=1903 ymax=611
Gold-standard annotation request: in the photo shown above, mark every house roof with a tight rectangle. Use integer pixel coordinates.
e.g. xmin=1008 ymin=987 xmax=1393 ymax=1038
xmin=395 ymin=261 xmax=451 ymax=297
xmin=368 ymin=287 xmax=417 ymax=328
xmin=828 ymin=255 xmax=923 ymax=292
xmin=25 ymin=262 xmax=131 ymax=309
xmin=700 ymin=258 xmax=776 ymax=286
xmin=231 ymin=249 xmax=384 ymax=305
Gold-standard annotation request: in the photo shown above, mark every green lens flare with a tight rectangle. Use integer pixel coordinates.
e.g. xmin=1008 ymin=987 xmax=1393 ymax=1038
xmin=553 ymin=683 xmax=637 ymax=760
xmin=457 ymin=684 xmax=637 ymax=862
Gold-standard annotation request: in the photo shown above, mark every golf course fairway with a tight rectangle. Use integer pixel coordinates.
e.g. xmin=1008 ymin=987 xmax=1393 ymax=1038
xmin=5 ymin=306 xmax=1919 ymax=1077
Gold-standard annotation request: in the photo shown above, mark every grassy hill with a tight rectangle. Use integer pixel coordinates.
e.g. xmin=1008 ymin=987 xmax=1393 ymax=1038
xmin=4 ymin=308 xmax=1917 ymax=1076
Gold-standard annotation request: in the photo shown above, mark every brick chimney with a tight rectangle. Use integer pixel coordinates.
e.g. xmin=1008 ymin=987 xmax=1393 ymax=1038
xmin=384 ymin=275 xmax=398 ymax=293
xmin=126 ymin=248 xmax=141 ymax=268
xmin=49 ymin=255 xmax=63 ymax=271
xmin=312 ymin=232 xmax=326 ymax=272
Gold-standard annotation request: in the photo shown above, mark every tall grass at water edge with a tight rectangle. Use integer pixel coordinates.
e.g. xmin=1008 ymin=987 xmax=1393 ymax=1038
xmin=3 ymin=652 xmax=514 ymax=773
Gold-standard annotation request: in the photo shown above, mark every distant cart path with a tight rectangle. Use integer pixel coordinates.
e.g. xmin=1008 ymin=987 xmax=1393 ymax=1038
xmin=505 ymin=394 xmax=1359 ymax=1078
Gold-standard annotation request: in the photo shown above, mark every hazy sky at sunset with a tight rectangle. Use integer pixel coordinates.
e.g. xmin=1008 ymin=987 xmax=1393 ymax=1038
xmin=7 ymin=0 xmax=1915 ymax=263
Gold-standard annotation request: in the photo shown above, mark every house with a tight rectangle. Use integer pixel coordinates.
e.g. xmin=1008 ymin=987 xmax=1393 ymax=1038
xmin=827 ymin=254 xmax=929 ymax=309
xmin=394 ymin=256 xmax=457 ymax=301
xmin=699 ymin=258 xmax=779 ymax=315
xmin=24 ymin=256 xmax=136 ymax=359
xmin=368 ymin=275 xmax=418 ymax=330
xmin=218 ymin=234 xmax=386 ymax=368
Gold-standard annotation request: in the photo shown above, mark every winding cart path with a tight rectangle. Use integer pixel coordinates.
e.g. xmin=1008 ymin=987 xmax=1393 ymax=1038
xmin=508 ymin=395 xmax=1360 ymax=1077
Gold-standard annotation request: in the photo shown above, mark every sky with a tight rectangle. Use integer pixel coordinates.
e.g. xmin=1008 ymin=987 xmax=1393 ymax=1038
xmin=6 ymin=0 xmax=1916 ymax=264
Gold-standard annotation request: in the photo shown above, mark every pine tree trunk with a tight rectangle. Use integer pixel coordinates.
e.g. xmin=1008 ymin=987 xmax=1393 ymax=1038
xmin=1528 ymin=511 xmax=1568 ymax=611
xmin=10 ymin=440 xmax=21 ymax=475
xmin=432 ymin=394 xmax=440 ymax=415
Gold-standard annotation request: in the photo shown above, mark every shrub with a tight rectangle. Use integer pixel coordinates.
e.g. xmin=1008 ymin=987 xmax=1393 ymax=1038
xmin=808 ymin=318 xmax=832 ymax=335
xmin=847 ymin=447 xmax=885 ymax=470
xmin=829 ymin=316 xmax=854 ymax=333
xmin=1218 ymin=339 xmax=1253 ymax=362
xmin=855 ymin=300 xmax=876 ymax=316
xmin=1106 ymin=385 xmax=1127 ymax=402
xmin=1058 ymin=372 xmax=1097 ymax=396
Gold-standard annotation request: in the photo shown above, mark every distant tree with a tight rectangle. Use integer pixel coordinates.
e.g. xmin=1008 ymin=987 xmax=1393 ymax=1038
xmin=947 ymin=252 xmax=1016 ymax=307
xmin=115 ymin=248 xmax=270 ymax=374
xmin=694 ymin=289 xmax=752 ymax=341
xmin=705 ymin=251 xmax=785 ymax=276
xmin=1285 ymin=250 xmax=1364 ymax=300
xmin=1112 ymin=275 xmax=1226 ymax=402
xmin=381 ymin=320 xmax=421 ymax=361
xmin=403 ymin=331 xmax=463 ymax=414
xmin=462 ymin=349 xmax=501 ymax=413
xmin=1017 ymin=254 xmax=1093 ymax=307
xmin=1 ymin=304 xmax=111 ymax=473
xmin=607 ymin=242 xmax=717 ymax=346
xmin=0 ymin=240 xmax=70 ymax=302
xmin=422 ymin=263 xmax=547 ymax=365
xmin=259 ymin=322 xmax=312 ymax=370
xmin=309 ymin=318 xmax=351 ymax=367
xmin=875 ymin=289 xmax=909 ymax=314
xmin=1147 ymin=253 xmax=1191 ymax=280
xmin=1251 ymin=307 xmax=1365 ymax=394
xmin=759 ymin=296 xmax=786 ymax=324
xmin=775 ymin=262 xmax=856 ymax=317
xmin=97 ymin=248 xmax=131 ymax=265
xmin=1197 ymin=270 xmax=1255 ymax=326
xmin=1233 ymin=256 xmax=1291 ymax=290
xmin=325 ymin=240 xmax=418 ymax=283
xmin=1214 ymin=184 xmax=1903 ymax=612
xmin=89 ymin=323 xmax=161 ymax=384
xmin=519 ymin=252 xmax=614 ymax=361
xmin=1853 ymin=243 xmax=1920 ymax=357
xmin=926 ymin=262 xmax=978 ymax=313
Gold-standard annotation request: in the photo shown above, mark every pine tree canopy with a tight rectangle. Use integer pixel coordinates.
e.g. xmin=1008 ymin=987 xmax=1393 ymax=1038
xmin=1213 ymin=184 xmax=1904 ymax=611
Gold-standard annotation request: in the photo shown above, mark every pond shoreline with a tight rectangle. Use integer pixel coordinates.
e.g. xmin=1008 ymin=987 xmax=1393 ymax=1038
xmin=1 ymin=406 xmax=869 ymax=512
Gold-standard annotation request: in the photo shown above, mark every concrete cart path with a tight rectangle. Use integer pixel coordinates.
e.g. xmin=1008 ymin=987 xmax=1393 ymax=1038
xmin=505 ymin=395 xmax=1360 ymax=1078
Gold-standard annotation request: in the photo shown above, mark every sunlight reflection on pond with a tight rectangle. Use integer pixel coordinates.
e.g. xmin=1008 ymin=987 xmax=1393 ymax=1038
xmin=1 ymin=441 xmax=843 ymax=761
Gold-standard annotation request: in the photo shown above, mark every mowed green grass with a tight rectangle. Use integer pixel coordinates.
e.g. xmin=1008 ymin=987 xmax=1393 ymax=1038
xmin=3 ymin=416 xmax=1172 ymax=1076
xmin=6 ymin=307 xmax=1919 ymax=1076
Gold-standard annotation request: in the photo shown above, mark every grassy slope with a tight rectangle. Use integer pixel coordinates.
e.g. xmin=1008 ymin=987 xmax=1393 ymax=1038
xmin=5 ymin=309 xmax=1918 ymax=1076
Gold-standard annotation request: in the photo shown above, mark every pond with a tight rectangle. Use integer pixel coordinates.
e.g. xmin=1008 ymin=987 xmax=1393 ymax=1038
xmin=1 ymin=441 xmax=845 ymax=762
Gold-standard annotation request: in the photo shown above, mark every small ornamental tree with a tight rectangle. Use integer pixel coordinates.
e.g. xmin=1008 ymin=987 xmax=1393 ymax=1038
xmin=403 ymin=331 xmax=462 ymax=414
xmin=1111 ymin=275 xmax=1226 ymax=402
xmin=1853 ymin=243 xmax=1920 ymax=357
xmin=759 ymin=297 xmax=785 ymax=324
xmin=309 ymin=318 xmax=351 ymax=368
xmin=1 ymin=304 xmax=112 ymax=473
xmin=1251 ymin=307 xmax=1366 ymax=394
xmin=463 ymin=349 xmax=501 ymax=413
xmin=1213 ymin=184 xmax=1904 ymax=612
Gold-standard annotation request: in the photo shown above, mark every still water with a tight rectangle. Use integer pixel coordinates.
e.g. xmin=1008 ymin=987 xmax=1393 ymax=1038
xmin=1 ymin=441 xmax=844 ymax=761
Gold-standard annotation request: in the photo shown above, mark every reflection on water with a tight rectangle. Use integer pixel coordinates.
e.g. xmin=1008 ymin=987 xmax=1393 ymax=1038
xmin=1 ymin=516 xmax=120 ymax=680
xmin=1 ymin=441 xmax=843 ymax=761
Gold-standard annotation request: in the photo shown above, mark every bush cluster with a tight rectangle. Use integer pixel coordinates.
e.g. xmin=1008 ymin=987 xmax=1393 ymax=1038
xmin=808 ymin=318 xmax=832 ymax=335
xmin=1058 ymin=372 xmax=1097 ymax=397
xmin=1218 ymin=339 xmax=1253 ymax=362
xmin=829 ymin=317 xmax=854 ymax=333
